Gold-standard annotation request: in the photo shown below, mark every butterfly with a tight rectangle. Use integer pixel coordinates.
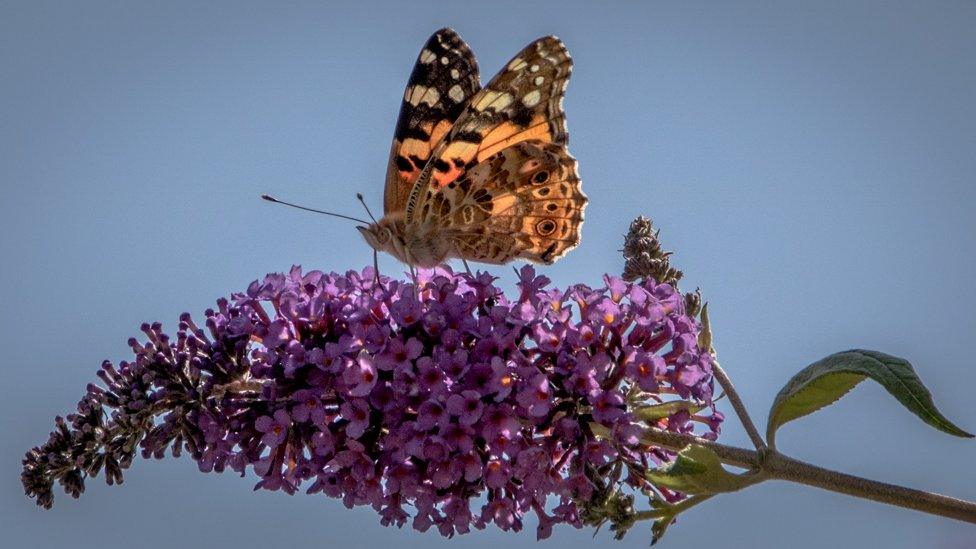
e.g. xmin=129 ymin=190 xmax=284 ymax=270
xmin=357 ymin=28 xmax=587 ymax=271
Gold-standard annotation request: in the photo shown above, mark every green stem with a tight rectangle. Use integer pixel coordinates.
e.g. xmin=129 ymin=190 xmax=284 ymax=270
xmin=710 ymin=359 xmax=767 ymax=452
xmin=638 ymin=427 xmax=976 ymax=524
xmin=632 ymin=493 xmax=717 ymax=523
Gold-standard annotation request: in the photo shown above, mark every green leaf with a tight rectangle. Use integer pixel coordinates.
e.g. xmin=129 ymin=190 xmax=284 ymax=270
xmin=634 ymin=400 xmax=706 ymax=422
xmin=766 ymin=349 xmax=973 ymax=447
xmin=645 ymin=444 xmax=754 ymax=495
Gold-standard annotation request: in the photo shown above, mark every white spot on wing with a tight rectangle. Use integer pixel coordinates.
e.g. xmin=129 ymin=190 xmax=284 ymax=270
xmin=522 ymin=90 xmax=541 ymax=107
xmin=494 ymin=92 xmax=514 ymax=110
xmin=448 ymin=84 xmax=465 ymax=103
xmin=474 ymin=91 xmax=514 ymax=111
xmin=419 ymin=49 xmax=436 ymax=64
xmin=408 ymin=85 xmax=440 ymax=107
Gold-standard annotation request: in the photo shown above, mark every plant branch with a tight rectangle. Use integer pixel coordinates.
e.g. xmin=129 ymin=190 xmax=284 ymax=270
xmin=639 ymin=427 xmax=976 ymax=524
xmin=762 ymin=451 xmax=976 ymax=524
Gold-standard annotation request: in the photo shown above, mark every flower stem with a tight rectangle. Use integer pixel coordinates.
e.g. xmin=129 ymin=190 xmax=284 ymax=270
xmin=639 ymin=427 xmax=976 ymax=524
xmin=639 ymin=427 xmax=756 ymax=469
xmin=710 ymin=359 xmax=767 ymax=452
xmin=633 ymin=493 xmax=716 ymax=522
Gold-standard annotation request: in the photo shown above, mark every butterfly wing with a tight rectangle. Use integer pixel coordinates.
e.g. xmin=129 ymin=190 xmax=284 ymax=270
xmin=404 ymin=35 xmax=572 ymax=221
xmin=384 ymin=28 xmax=480 ymax=216
xmin=404 ymin=35 xmax=584 ymax=264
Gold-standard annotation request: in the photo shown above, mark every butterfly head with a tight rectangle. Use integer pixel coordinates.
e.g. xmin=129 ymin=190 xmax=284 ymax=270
xmin=357 ymin=216 xmax=408 ymax=261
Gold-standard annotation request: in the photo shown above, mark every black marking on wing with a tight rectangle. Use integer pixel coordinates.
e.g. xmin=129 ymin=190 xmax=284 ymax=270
xmin=392 ymin=28 xmax=480 ymax=143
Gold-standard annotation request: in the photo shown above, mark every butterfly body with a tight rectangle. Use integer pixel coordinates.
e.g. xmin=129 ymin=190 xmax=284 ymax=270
xmin=362 ymin=28 xmax=586 ymax=268
xmin=358 ymin=215 xmax=453 ymax=268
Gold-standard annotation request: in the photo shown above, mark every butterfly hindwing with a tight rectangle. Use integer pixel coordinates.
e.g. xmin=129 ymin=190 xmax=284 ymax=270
xmin=384 ymin=28 xmax=480 ymax=215
xmin=432 ymin=141 xmax=586 ymax=264
xmin=405 ymin=35 xmax=573 ymax=223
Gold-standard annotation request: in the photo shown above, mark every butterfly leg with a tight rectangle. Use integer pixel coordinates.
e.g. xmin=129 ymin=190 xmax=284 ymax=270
xmin=462 ymin=259 xmax=474 ymax=277
xmin=409 ymin=264 xmax=418 ymax=299
xmin=372 ymin=249 xmax=381 ymax=284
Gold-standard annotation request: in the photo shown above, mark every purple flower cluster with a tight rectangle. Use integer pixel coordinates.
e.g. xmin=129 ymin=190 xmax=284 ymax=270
xmin=23 ymin=265 xmax=722 ymax=538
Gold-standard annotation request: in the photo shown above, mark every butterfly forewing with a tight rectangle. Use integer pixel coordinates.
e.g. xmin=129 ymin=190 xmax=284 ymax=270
xmin=384 ymin=28 xmax=480 ymax=215
xmin=404 ymin=35 xmax=573 ymax=223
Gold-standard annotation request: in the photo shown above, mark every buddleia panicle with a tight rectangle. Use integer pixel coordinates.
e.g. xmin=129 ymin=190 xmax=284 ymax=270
xmin=23 ymin=265 xmax=722 ymax=540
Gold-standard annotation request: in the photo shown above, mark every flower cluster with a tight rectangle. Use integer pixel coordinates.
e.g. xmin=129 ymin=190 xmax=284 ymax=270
xmin=23 ymin=265 xmax=722 ymax=538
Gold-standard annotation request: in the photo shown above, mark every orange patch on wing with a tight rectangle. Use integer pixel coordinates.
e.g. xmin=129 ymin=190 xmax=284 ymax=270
xmin=397 ymin=120 xmax=455 ymax=184
xmin=397 ymin=139 xmax=430 ymax=181
xmin=476 ymin=115 xmax=553 ymax=161
xmin=432 ymin=164 xmax=464 ymax=187
xmin=429 ymin=119 xmax=453 ymax=149
xmin=430 ymin=140 xmax=479 ymax=187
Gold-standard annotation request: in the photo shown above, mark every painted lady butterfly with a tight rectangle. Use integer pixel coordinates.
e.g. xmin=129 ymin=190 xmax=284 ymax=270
xmin=357 ymin=28 xmax=587 ymax=269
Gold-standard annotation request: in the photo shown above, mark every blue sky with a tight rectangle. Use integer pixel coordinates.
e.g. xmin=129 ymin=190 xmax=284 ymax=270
xmin=3 ymin=2 xmax=975 ymax=547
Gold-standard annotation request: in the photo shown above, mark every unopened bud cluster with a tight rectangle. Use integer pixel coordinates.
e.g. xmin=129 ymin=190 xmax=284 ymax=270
xmin=622 ymin=216 xmax=684 ymax=286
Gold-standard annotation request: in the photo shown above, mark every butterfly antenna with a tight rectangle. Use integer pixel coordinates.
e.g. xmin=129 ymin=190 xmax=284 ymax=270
xmin=261 ymin=194 xmax=371 ymax=225
xmin=356 ymin=193 xmax=379 ymax=224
